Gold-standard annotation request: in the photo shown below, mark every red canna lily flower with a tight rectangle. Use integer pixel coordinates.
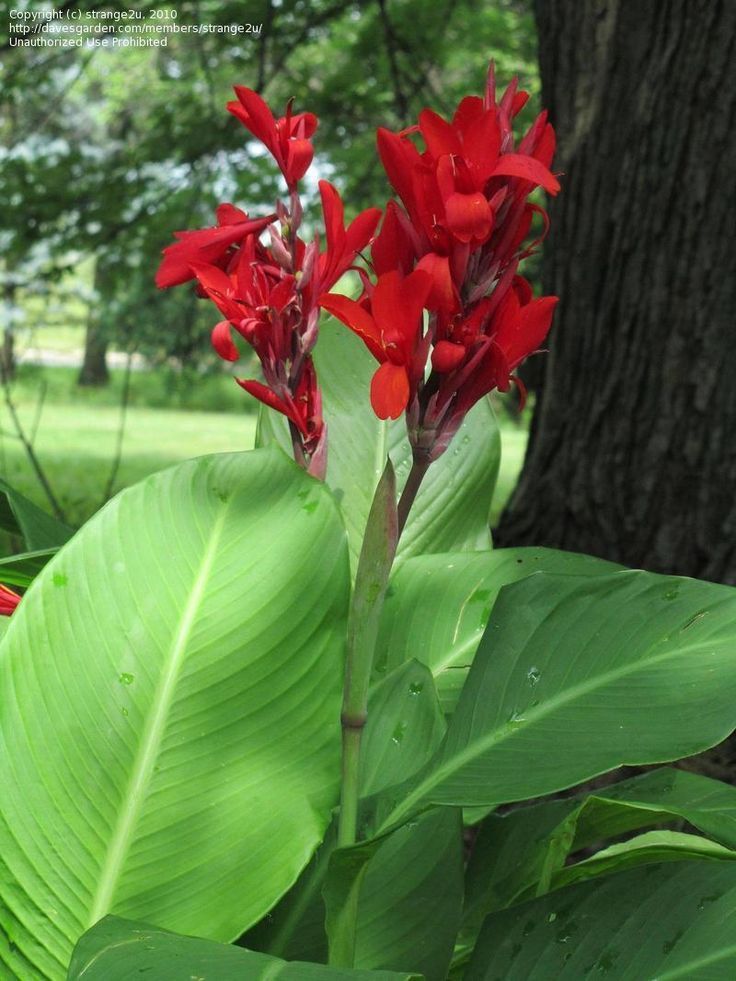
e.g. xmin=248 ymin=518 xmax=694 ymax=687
xmin=155 ymin=206 xmax=276 ymax=288
xmin=320 ymin=269 xmax=431 ymax=419
xmin=0 ymin=583 xmax=21 ymax=617
xmin=330 ymin=62 xmax=561 ymax=465
xmin=315 ymin=180 xmax=382 ymax=294
xmin=227 ymin=86 xmax=318 ymax=187
xmin=156 ymin=86 xmax=380 ymax=478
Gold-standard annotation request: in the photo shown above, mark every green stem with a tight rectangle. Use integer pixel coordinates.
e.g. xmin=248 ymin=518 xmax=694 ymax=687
xmin=337 ymin=726 xmax=363 ymax=849
xmin=336 ymin=463 xmax=397 ymax=854
xmin=330 ymin=457 xmax=432 ymax=966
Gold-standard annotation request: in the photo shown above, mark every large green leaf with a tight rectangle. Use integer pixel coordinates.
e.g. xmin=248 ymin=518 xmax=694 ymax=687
xmin=0 ymin=547 xmax=59 ymax=588
xmin=324 ymin=809 xmax=463 ymax=981
xmin=243 ymin=663 xmax=446 ymax=966
xmin=242 ymin=821 xmax=337 ymax=964
xmin=68 ymin=916 xmax=419 ymax=980
xmin=361 ymin=660 xmax=445 ymax=799
xmin=0 ymin=447 xmax=350 ymax=979
xmin=464 ymin=766 xmax=736 ymax=925
xmin=377 ymin=570 xmax=736 ymax=830
xmin=257 ymin=317 xmax=500 ymax=574
xmin=376 ymin=548 xmax=620 ymax=713
xmin=466 ymin=861 xmax=736 ymax=979
xmin=0 ymin=476 xmax=72 ymax=550
xmin=549 ymin=830 xmax=736 ymax=891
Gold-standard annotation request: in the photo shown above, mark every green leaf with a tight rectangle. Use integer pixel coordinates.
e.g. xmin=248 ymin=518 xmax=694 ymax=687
xmin=552 ymin=830 xmax=736 ymax=889
xmin=68 ymin=916 xmax=420 ymax=980
xmin=0 ymin=447 xmax=350 ymax=979
xmin=0 ymin=477 xmax=72 ymax=551
xmin=376 ymin=548 xmax=620 ymax=713
xmin=258 ymin=317 xmax=500 ymax=575
xmin=377 ymin=570 xmax=736 ymax=829
xmin=465 ymin=766 xmax=736 ymax=925
xmin=0 ymin=547 xmax=59 ymax=588
xmin=466 ymin=861 xmax=736 ymax=980
xmin=243 ymin=821 xmax=337 ymax=964
xmin=324 ymin=809 xmax=463 ymax=980
xmin=361 ymin=660 xmax=445 ymax=799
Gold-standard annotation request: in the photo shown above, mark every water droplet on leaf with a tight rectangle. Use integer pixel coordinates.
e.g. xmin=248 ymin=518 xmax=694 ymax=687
xmin=391 ymin=721 xmax=407 ymax=744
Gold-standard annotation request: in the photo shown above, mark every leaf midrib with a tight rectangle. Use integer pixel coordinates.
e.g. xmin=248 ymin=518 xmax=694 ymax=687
xmin=380 ymin=636 xmax=717 ymax=830
xmin=87 ymin=501 xmax=231 ymax=924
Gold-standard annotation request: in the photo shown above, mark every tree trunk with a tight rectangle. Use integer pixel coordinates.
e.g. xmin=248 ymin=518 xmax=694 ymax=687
xmin=77 ymin=322 xmax=109 ymax=386
xmin=496 ymin=0 xmax=736 ymax=584
xmin=1 ymin=285 xmax=16 ymax=381
xmin=78 ymin=264 xmax=110 ymax=387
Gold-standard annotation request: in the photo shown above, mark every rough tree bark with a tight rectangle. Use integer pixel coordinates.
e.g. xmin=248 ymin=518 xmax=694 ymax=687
xmin=496 ymin=0 xmax=736 ymax=584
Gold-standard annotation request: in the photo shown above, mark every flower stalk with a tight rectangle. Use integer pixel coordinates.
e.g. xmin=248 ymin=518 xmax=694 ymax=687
xmin=337 ymin=461 xmax=398 ymax=850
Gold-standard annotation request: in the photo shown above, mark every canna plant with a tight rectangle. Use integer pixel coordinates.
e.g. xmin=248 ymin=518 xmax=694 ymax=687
xmin=3 ymin=65 xmax=736 ymax=981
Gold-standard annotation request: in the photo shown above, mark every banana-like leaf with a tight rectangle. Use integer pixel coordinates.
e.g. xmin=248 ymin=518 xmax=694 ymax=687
xmin=550 ymin=830 xmax=736 ymax=891
xmin=324 ymin=809 xmax=463 ymax=981
xmin=0 ymin=448 xmax=350 ymax=979
xmin=0 ymin=477 xmax=72 ymax=550
xmin=376 ymin=548 xmax=620 ymax=713
xmin=0 ymin=547 xmax=59 ymax=588
xmin=464 ymin=766 xmax=736 ymax=925
xmin=361 ymin=660 xmax=445 ymax=799
xmin=257 ymin=317 xmax=500 ymax=574
xmin=68 ymin=916 xmax=420 ymax=980
xmin=377 ymin=570 xmax=736 ymax=830
xmin=242 ymin=820 xmax=337 ymax=964
xmin=466 ymin=861 xmax=736 ymax=979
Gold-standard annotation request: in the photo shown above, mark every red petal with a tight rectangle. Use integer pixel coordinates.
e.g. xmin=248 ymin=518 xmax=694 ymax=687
xmin=211 ymin=320 xmax=239 ymax=361
xmin=0 ymin=583 xmax=21 ymax=616
xmin=491 ymin=154 xmax=560 ymax=195
xmin=377 ymin=127 xmax=421 ymax=211
xmin=418 ymin=108 xmax=461 ymax=158
xmin=372 ymin=201 xmax=414 ymax=276
xmin=511 ymin=91 xmax=529 ymax=117
xmin=155 ymin=215 xmax=275 ymax=288
xmin=290 ymin=111 xmax=319 ymax=139
xmin=229 ymin=86 xmax=277 ymax=150
xmin=372 ymin=269 xmax=431 ymax=358
xmin=216 ymin=203 xmax=248 ymax=225
xmin=236 ymin=378 xmax=303 ymax=430
xmin=495 ymin=295 xmax=558 ymax=369
xmin=452 ymin=96 xmax=484 ymax=132
xmin=319 ymin=293 xmax=385 ymax=362
xmin=416 ymin=252 xmax=458 ymax=313
xmin=462 ymin=108 xmax=501 ymax=184
xmin=344 ymin=207 xmax=382 ymax=259
xmin=444 ymin=192 xmax=494 ymax=243
xmin=516 ymin=296 xmax=558 ymax=355
xmin=286 ymin=138 xmax=314 ymax=182
xmin=432 ymin=340 xmax=466 ymax=373
xmin=535 ymin=123 xmax=556 ymax=169
xmin=370 ymin=362 xmax=410 ymax=419
xmin=319 ymin=180 xmax=345 ymax=258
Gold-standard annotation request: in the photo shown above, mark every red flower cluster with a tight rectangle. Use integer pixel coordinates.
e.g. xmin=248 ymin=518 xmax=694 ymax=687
xmin=156 ymin=88 xmax=380 ymax=477
xmin=321 ymin=65 xmax=559 ymax=461
xmin=0 ymin=583 xmax=20 ymax=617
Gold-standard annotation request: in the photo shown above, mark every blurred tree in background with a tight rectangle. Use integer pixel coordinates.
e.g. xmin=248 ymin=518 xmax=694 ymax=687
xmin=1 ymin=0 xmax=536 ymax=382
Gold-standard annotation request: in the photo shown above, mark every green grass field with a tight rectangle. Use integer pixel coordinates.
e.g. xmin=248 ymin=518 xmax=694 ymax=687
xmin=0 ymin=356 xmax=527 ymax=530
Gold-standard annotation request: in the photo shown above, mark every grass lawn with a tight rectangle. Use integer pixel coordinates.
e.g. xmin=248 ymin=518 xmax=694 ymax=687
xmin=0 ymin=363 xmax=527 ymax=531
